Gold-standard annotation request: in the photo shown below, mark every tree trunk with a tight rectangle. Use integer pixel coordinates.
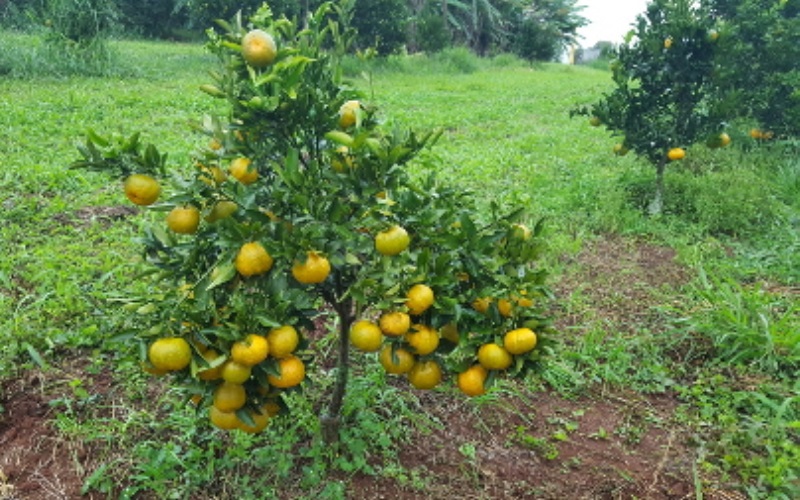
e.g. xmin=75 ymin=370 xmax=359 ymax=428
xmin=648 ymin=159 xmax=667 ymax=216
xmin=321 ymin=298 xmax=354 ymax=444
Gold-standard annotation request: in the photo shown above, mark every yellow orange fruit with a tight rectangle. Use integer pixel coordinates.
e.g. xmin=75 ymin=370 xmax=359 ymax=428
xmin=349 ymin=320 xmax=384 ymax=352
xmin=379 ymin=345 xmax=415 ymax=374
xmin=503 ymin=328 xmax=538 ymax=355
xmin=457 ymin=365 xmax=488 ymax=397
xmin=205 ymin=200 xmax=238 ymax=223
xmin=166 ymin=205 xmax=201 ymax=234
xmin=267 ymin=325 xmax=300 ymax=359
xmin=209 ymin=406 xmax=240 ymax=430
xmin=477 ymin=343 xmax=513 ymax=371
xmin=291 ymin=251 xmax=331 ymax=284
xmin=267 ymin=355 xmax=305 ymax=388
xmin=497 ymin=298 xmax=513 ymax=318
xmin=406 ymin=284 xmax=434 ymax=316
xmin=407 ymin=360 xmax=442 ymax=390
xmin=231 ymin=334 xmax=269 ymax=366
xmin=667 ymin=148 xmax=686 ymax=161
xmin=229 ymin=157 xmax=258 ymax=185
xmin=123 ymin=174 xmax=161 ymax=206
xmin=405 ymin=324 xmax=439 ymax=356
xmin=338 ymin=100 xmax=360 ymax=128
xmin=148 ymin=337 xmax=192 ymax=372
xmin=375 ymin=225 xmax=410 ymax=256
xmin=235 ymin=242 xmax=273 ymax=277
xmin=221 ymin=360 xmax=252 ymax=384
xmin=241 ymin=29 xmax=277 ymax=68
xmin=197 ymin=349 xmax=224 ymax=381
xmin=379 ymin=311 xmax=411 ymax=337
xmin=213 ymin=381 xmax=246 ymax=412
xmin=472 ymin=297 xmax=492 ymax=314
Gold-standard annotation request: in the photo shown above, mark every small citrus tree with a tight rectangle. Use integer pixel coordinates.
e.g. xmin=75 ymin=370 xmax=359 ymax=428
xmin=575 ymin=0 xmax=729 ymax=214
xmin=72 ymin=3 xmax=553 ymax=442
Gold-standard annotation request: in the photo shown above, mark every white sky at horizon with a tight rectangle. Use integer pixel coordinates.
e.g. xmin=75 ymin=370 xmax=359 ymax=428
xmin=576 ymin=0 xmax=651 ymax=47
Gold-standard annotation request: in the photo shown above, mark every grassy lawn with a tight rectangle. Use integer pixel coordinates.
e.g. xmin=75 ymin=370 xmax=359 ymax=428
xmin=0 ymin=33 xmax=798 ymax=499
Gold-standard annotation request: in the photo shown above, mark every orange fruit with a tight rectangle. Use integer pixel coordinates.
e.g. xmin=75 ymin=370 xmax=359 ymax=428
xmin=209 ymin=406 xmax=240 ymax=430
xmin=349 ymin=320 xmax=384 ymax=352
xmin=221 ymin=360 xmax=252 ymax=384
xmin=267 ymin=355 xmax=306 ymax=388
xmin=510 ymin=223 xmax=531 ymax=241
xmin=503 ymin=328 xmax=538 ymax=355
xmin=667 ymin=147 xmax=686 ymax=161
xmin=166 ymin=205 xmax=201 ymax=234
xmin=379 ymin=311 xmax=411 ymax=337
xmin=123 ymin=174 xmax=161 ymax=206
xmin=291 ymin=251 xmax=331 ymax=284
xmin=406 ymin=284 xmax=434 ymax=316
xmin=407 ymin=360 xmax=442 ymax=390
xmin=477 ymin=343 xmax=513 ymax=371
xmin=472 ymin=297 xmax=492 ymax=314
xmin=198 ymin=165 xmax=227 ymax=185
xmin=267 ymin=325 xmax=300 ymax=358
xmin=262 ymin=401 xmax=281 ymax=417
xmin=235 ymin=242 xmax=273 ymax=277
xmin=589 ymin=116 xmax=601 ymax=127
xmin=338 ymin=100 xmax=360 ymax=128
xmin=148 ymin=337 xmax=192 ymax=371
xmin=241 ymin=29 xmax=277 ymax=68
xmin=497 ymin=298 xmax=513 ymax=317
xmin=613 ymin=143 xmax=629 ymax=156
xmin=231 ymin=334 xmax=269 ymax=366
xmin=440 ymin=323 xmax=460 ymax=344
xmin=213 ymin=381 xmax=246 ymax=412
xmin=229 ymin=157 xmax=258 ymax=185
xmin=205 ymin=200 xmax=238 ymax=223
xmin=379 ymin=345 xmax=415 ymax=374
xmin=238 ymin=408 xmax=271 ymax=433
xmin=375 ymin=225 xmax=410 ymax=256
xmin=405 ymin=324 xmax=439 ymax=356
xmin=457 ymin=365 xmax=488 ymax=397
xmin=664 ymin=37 xmax=673 ymax=49
xmin=197 ymin=349 xmax=224 ymax=381
xmin=331 ymin=146 xmax=354 ymax=172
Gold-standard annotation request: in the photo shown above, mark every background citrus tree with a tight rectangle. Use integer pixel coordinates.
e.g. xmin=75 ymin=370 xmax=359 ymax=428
xmin=72 ymin=2 xmax=553 ymax=442
xmin=574 ymin=0 xmax=728 ymax=215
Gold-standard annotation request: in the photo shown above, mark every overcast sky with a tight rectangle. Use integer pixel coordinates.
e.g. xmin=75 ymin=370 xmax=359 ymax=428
xmin=576 ymin=0 xmax=650 ymax=47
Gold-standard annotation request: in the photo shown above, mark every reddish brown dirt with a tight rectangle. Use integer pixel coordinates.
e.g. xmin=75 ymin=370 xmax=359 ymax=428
xmin=1 ymin=235 xmax=707 ymax=499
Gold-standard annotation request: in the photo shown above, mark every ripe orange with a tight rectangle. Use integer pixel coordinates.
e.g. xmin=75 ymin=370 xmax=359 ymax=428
xmin=267 ymin=355 xmax=306 ymax=388
xmin=213 ymin=381 xmax=246 ymax=412
xmin=472 ymin=297 xmax=492 ymax=314
xmin=379 ymin=345 xmax=415 ymax=374
xmin=235 ymin=242 xmax=273 ymax=277
xmin=148 ymin=337 xmax=192 ymax=371
xmin=238 ymin=408 xmax=271 ymax=433
xmin=405 ymin=324 xmax=439 ymax=356
xmin=267 ymin=325 xmax=300 ymax=358
xmin=406 ymin=284 xmax=434 ymax=316
xmin=497 ymin=298 xmax=513 ymax=318
xmin=262 ymin=401 xmax=281 ymax=417
xmin=504 ymin=328 xmax=538 ymax=355
xmin=477 ymin=343 xmax=513 ymax=371
xmin=123 ymin=174 xmax=161 ymax=206
xmin=407 ymin=360 xmax=442 ymax=390
xmin=510 ymin=223 xmax=531 ymax=241
xmin=749 ymin=128 xmax=763 ymax=139
xmin=667 ymin=148 xmax=686 ymax=161
xmin=166 ymin=205 xmax=200 ymax=234
xmin=664 ymin=37 xmax=673 ymax=49
xmin=231 ymin=334 xmax=269 ymax=366
xmin=221 ymin=360 xmax=252 ymax=384
xmin=291 ymin=251 xmax=331 ymax=284
xmin=457 ymin=365 xmax=488 ymax=397
xmin=198 ymin=164 xmax=227 ymax=185
xmin=349 ymin=320 xmax=384 ymax=352
xmin=331 ymin=146 xmax=354 ymax=172
xmin=241 ymin=29 xmax=277 ymax=68
xmin=379 ymin=311 xmax=411 ymax=337
xmin=205 ymin=200 xmax=238 ymax=223
xmin=209 ymin=406 xmax=240 ymax=430
xmin=375 ymin=225 xmax=410 ymax=256
xmin=338 ymin=100 xmax=360 ymax=128
xmin=197 ymin=349 xmax=224 ymax=381
xmin=229 ymin=157 xmax=258 ymax=185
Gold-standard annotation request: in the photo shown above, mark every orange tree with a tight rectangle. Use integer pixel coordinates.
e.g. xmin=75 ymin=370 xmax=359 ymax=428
xmin=574 ymin=0 xmax=729 ymax=214
xmin=71 ymin=3 xmax=553 ymax=442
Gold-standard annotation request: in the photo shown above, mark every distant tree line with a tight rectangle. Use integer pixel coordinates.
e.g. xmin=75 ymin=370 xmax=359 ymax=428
xmin=0 ymin=0 xmax=589 ymax=62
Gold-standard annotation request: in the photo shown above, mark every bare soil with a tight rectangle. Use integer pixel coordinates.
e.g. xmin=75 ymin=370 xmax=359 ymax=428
xmin=1 ymin=235 xmax=713 ymax=499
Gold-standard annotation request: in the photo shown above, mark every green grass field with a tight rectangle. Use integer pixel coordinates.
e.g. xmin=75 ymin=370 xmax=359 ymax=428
xmin=1 ymin=33 xmax=798 ymax=498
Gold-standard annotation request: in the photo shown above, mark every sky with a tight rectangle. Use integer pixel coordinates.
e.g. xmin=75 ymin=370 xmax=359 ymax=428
xmin=576 ymin=0 xmax=651 ymax=48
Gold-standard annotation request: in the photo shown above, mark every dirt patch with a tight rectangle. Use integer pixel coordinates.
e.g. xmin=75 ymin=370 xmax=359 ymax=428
xmin=52 ymin=205 xmax=138 ymax=229
xmin=555 ymin=234 xmax=690 ymax=333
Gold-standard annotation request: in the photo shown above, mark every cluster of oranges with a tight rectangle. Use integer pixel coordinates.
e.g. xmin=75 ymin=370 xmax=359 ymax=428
xmin=146 ymin=325 xmax=304 ymax=432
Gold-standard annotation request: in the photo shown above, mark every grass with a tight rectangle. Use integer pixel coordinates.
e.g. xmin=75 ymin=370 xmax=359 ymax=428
xmin=0 ymin=31 xmax=798 ymax=497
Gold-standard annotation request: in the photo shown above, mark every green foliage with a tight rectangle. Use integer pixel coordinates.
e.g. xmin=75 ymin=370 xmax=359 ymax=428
xmin=710 ymin=0 xmax=800 ymax=138
xmin=116 ymin=0 xmax=189 ymax=38
xmin=511 ymin=0 xmax=588 ymax=62
xmin=349 ymin=0 xmax=409 ymax=55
